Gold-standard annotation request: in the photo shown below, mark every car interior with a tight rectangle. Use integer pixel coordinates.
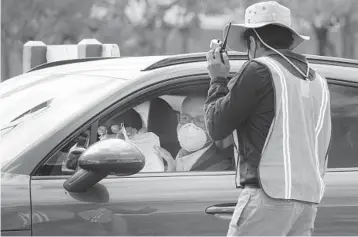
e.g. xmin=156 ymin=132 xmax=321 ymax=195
xmin=37 ymin=86 xmax=235 ymax=176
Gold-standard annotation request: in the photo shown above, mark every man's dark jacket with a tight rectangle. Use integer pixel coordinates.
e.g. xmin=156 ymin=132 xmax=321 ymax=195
xmin=204 ymin=50 xmax=316 ymax=187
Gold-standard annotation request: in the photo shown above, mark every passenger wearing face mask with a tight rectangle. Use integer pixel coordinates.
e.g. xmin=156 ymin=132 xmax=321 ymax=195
xmin=63 ymin=109 xmax=166 ymax=174
xmin=155 ymin=96 xmax=233 ymax=172
xmin=99 ymin=109 xmax=166 ymax=173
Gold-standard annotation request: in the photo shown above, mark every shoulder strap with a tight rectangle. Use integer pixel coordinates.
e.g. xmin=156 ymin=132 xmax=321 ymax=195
xmin=190 ymin=145 xmax=222 ymax=171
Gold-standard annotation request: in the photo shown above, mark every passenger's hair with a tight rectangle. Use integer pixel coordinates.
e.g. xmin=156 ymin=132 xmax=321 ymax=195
xmin=111 ymin=109 xmax=142 ymax=130
xmin=182 ymin=95 xmax=206 ymax=111
xmin=243 ymin=25 xmax=294 ymax=50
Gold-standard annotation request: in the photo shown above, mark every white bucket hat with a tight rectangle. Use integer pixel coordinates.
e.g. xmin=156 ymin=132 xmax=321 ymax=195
xmin=224 ymin=1 xmax=309 ymax=50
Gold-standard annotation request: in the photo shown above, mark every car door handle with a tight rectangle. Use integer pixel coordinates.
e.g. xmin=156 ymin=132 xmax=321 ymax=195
xmin=205 ymin=204 xmax=236 ymax=220
xmin=205 ymin=204 xmax=235 ymax=214
xmin=206 ymin=206 xmax=235 ymax=214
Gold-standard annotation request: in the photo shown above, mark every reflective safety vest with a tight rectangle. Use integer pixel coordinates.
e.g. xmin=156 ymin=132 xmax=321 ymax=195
xmin=234 ymin=56 xmax=332 ymax=204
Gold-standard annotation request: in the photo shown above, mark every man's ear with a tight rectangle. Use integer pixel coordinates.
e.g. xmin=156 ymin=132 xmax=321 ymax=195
xmin=249 ymin=36 xmax=256 ymax=50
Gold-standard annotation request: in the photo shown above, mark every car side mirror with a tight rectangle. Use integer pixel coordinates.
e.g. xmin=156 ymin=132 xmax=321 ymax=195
xmin=63 ymin=138 xmax=145 ymax=193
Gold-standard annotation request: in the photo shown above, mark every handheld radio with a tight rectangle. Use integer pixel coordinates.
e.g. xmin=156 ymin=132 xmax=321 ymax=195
xmin=210 ymin=22 xmax=232 ymax=63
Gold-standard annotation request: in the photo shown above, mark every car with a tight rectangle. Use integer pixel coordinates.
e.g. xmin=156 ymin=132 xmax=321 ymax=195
xmin=1 ymin=52 xmax=358 ymax=236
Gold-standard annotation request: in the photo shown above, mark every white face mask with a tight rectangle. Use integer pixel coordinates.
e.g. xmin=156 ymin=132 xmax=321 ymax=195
xmin=177 ymin=123 xmax=207 ymax=152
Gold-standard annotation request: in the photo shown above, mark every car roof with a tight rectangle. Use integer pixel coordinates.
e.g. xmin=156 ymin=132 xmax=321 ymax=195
xmin=21 ymin=51 xmax=358 ymax=88
xmin=26 ymin=55 xmax=166 ymax=78
xmin=3 ymin=52 xmax=358 ymax=98
xmin=29 ymin=51 xmax=358 ymax=73
xmin=0 ymin=56 xmax=164 ymax=98
xmin=27 ymin=55 xmax=168 ymax=74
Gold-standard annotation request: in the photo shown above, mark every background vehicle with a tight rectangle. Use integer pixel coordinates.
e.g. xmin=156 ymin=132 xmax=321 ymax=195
xmin=1 ymin=52 xmax=358 ymax=236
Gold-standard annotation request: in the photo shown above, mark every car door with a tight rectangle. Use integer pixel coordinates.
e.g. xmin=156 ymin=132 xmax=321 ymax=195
xmin=313 ymin=81 xmax=358 ymax=236
xmin=30 ymin=173 xmax=240 ymax=236
xmin=29 ymin=78 xmax=242 ymax=236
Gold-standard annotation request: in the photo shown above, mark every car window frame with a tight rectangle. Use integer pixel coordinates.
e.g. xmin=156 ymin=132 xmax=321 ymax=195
xmin=32 ymin=73 xmax=237 ymax=178
xmin=326 ymin=78 xmax=358 ymax=172
xmin=33 ymin=75 xmax=358 ymax=177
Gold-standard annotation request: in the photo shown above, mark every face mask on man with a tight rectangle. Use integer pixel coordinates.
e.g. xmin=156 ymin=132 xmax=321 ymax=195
xmin=177 ymin=123 xmax=208 ymax=152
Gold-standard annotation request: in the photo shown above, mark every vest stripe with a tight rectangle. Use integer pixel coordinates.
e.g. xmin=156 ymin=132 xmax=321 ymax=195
xmin=233 ymin=130 xmax=239 ymax=166
xmin=266 ymin=58 xmax=292 ymax=199
xmin=262 ymin=57 xmax=292 ymax=199
xmin=315 ymin=75 xmax=329 ymax=199
xmin=233 ymin=129 xmax=240 ymax=187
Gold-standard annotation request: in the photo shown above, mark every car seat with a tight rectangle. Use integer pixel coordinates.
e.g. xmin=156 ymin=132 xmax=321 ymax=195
xmin=147 ymin=98 xmax=180 ymax=157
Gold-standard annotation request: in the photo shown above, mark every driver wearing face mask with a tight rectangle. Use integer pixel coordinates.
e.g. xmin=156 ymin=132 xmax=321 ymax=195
xmin=155 ymin=95 xmax=233 ymax=172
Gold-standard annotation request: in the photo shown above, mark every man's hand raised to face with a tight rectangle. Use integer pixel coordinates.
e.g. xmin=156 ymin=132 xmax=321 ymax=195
xmin=206 ymin=47 xmax=230 ymax=81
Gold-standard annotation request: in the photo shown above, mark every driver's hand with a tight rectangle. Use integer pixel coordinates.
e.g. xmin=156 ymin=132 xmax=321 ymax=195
xmin=206 ymin=47 xmax=230 ymax=81
xmin=61 ymin=144 xmax=87 ymax=174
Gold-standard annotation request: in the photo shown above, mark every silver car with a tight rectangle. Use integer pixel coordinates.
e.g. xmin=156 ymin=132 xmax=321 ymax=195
xmin=1 ymin=52 xmax=358 ymax=236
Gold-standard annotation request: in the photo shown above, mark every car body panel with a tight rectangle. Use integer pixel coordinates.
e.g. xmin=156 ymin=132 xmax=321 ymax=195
xmin=309 ymin=64 xmax=358 ymax=82
xmin=1 ymin=230 xmax=32 ymax=236
xmin=29 ymin=168 xmax=358 ymax=236
xmin=30 ymin=173 xmax=239 ymax=236
xmin=1 ymin=173 xmax=31 ymax=231
xmin=314 ymin=169 xmax=358 ymax=236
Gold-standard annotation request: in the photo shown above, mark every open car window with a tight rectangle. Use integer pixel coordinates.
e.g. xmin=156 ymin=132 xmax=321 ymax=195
xmin=36 ymin=83 xmax=235 ymax=176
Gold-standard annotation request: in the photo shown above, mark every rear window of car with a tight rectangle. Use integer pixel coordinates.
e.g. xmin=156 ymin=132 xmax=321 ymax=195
xmin=328 ymin=83 xmax=358 ymax=168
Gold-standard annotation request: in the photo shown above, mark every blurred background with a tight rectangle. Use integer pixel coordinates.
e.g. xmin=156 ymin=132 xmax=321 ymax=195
xmin=2 ymin=0 xmax=358 ymax=81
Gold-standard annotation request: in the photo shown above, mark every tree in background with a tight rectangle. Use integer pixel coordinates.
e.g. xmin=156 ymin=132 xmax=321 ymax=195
xmin=2 ymin=0 xmax=36 ymax=79
xmin=1 ymin=0 xmax=94 ymax=79
xmin=338 ymin=1 xmax=358 ymax=59
xmin=1 ymin=0 xmax=358 ymax=81
xmin=89 ymin=0 xmax=202 ymax=55
xmin=280 ymin=0 xmax=358 ymax=57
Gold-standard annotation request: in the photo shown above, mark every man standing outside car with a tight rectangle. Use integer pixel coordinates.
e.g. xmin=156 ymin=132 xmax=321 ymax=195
xmin=205 ymin=1 xmax=332 ymax=236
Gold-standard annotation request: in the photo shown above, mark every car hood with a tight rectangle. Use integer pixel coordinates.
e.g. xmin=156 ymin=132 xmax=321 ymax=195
xmin=0 ymin=72 xmax=116 ymax=127
xmin=0 ymin=72 xmax=126 ymax=170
